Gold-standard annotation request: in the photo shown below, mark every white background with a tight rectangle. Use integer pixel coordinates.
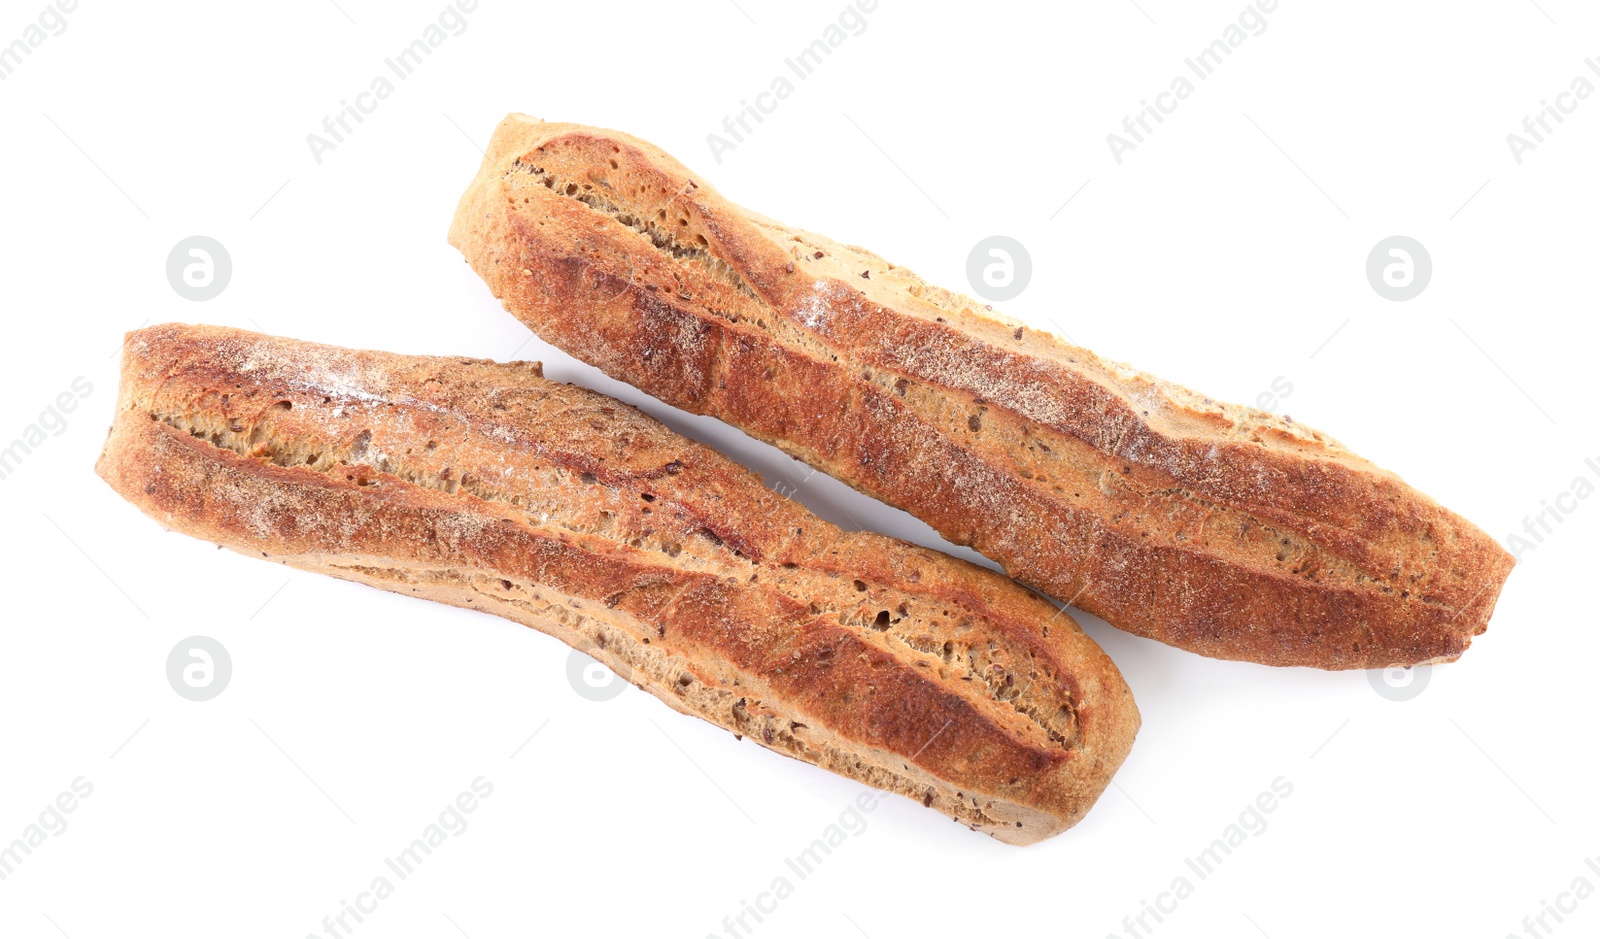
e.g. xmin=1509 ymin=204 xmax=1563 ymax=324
xmin=1 ymin=1 xmax=1596 ymax=937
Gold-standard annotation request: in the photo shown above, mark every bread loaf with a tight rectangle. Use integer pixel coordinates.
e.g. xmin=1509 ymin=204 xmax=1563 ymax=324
xmin=95 ymin=324 xmax=1138 ymax=845
xmin=448 ymin=114 xmax=1514 ymax=670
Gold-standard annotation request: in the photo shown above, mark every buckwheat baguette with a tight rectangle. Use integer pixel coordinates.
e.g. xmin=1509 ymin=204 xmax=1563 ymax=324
xmin=448 ymin=113 xmax=1514 ymax=670
xmin=95 ymin=324 xmax=1138 ymax=845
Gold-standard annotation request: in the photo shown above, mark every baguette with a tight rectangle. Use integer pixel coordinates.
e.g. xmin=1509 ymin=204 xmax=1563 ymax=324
xmin=448 ymin=114 xmax=1514 ymax=670
xmin=95 ymin=324 xmax=1138 ymax=845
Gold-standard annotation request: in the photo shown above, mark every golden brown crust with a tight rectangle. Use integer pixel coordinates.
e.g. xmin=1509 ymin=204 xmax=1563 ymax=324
xmin=94 ymin=324 xmax=1138 ymax=845
xmin=448 ymin=113 xmax=1515 ymax=670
